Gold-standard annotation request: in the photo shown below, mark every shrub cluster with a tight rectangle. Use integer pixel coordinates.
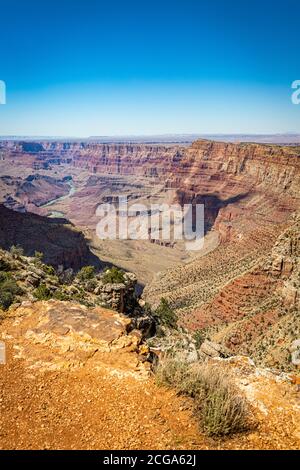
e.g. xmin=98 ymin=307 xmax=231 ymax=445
xmin=156 ymin=356 xmax=251 ymax=437
xmin=154 ymin=298 xmax=178 ymax=329
xmin=33 ymin=284 xmax=51 ymax=301
xmin=193 ymin=330 xmax=206 ymax=349
xmin=0 ymin=272 xmax=23 ymax=310
xmin=102 ymin=267 xmax=125 ymax=284
xmin=77 ymin=266 xmax=96 ymax=282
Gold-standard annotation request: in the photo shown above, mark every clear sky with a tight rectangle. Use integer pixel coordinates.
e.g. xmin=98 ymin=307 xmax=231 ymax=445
xmin=0 ymin=0 xmax=299 ymax=136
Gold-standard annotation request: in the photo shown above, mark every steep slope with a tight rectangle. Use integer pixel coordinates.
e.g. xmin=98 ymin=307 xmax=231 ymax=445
xmin=0 ymin=205 xmax=99 ymax=270
xmin=0 ymin=174 xmax=71 ymax=211
xmin=204 ymin=216 xmax=300 ymax=370
xmin=144 ymin=215 xmax=299 ymax=370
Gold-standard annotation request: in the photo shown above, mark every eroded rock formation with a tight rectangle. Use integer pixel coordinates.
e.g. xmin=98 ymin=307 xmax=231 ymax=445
xmin=0 ymin=205 xmax=99 ymax=270
xmin=1 ymin=139 xmax=299 ymax=370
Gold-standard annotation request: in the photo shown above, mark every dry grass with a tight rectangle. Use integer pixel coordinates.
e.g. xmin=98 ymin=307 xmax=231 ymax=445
xmin=156 ymin=355 xmax=251 ymax=437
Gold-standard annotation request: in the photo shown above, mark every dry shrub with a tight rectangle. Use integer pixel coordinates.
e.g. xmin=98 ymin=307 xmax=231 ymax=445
xmin=192 ymin=363 xmax=250 ymax=437
xmin=156 ymin=355 xmax=251 ymax=437
xmin=156 ymin=355 xmax=187 ymax=388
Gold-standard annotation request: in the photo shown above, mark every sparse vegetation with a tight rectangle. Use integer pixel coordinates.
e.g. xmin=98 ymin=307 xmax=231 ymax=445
xmin=0 ymin=272 xmax=23 ymax=310
xmin=155 ymin=298 xmax=178 ymax=329
xmin=0 ymin=291 xmax=14 ymax=310
xmin=0 ymin=258 xmax=11 ymax=271
xmin=156 ymin=355 xmax=251 ymax=437
xmin=53 ymin=290 xmax=70 ymax=301
xmin=33 ymin=284 xmax=52 ymax=300
xmin=0 ymin=248 xmax=136 ymax=312
xmin=33 ymin=251 xmax=44 ymax=264
xmin=42 ymin=264 xmax=56 ymax=276
xmin=102 ymin=267 xmax=125 ymax=284
xmin=9 ymin=245 xmax=24 ymax=259
xmin=193 ymin=329 xmax=206 ymax=349
xmin=77 ymin=265 xmax=96 ymax=282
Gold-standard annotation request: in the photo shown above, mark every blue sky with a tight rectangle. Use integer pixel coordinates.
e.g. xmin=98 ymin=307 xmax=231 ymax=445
xmin=0 ymin=0 xmax=299 ymax=136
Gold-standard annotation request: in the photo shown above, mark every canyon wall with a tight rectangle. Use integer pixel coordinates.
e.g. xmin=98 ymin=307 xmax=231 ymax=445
xmin=1 ymin=138 xmax=299 ymax=191
xmin=0 ymin=205 xmax=100 ymax=270
xmin=2 ymin=139 xmax=299 ymax=239
xmin=2 ymin=139 xmax=299 ymax=198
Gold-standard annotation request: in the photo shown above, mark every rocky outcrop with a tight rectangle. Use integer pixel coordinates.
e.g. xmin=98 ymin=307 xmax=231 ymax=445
xmin=0 ymin=300 xmax=152 ymax=376
xmin=93 ymin=272 xmax=137 ymax=312
xmin=266 ymin=216 xmax=300 ymax=309
xmin=0 ymin=248 xmax=155 ymax=340
xmin=198 ymin=340 xmax=231 ymax=360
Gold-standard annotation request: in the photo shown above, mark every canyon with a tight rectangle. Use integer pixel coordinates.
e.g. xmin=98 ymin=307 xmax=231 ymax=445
xmin=0 ymin=137 xmax=300 ymax=450
xmin=0 ymin=138 xmax=299 ymax=368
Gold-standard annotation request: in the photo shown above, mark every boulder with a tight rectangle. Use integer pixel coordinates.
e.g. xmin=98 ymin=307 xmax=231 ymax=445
xmin=199 ymin=340 xmax=231 ymax=359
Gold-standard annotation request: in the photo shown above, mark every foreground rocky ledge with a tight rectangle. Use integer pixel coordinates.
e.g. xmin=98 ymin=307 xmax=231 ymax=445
xmin=0 ymin=300 xmax=299 ymax=450
xmin=0 ymin=300 xmax=151 ymax=377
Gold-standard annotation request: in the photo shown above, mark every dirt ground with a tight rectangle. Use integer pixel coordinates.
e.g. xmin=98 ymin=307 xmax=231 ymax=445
xmin=1 ymin=342 xmax=299 ymax=450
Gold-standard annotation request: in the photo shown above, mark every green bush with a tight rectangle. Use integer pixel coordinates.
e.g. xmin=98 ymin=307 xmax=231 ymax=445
xmin=77 ymin=266 xmax=96 ymax=282
xmin=53 ymin=290 xmax=70 ymax=301
xmin=155 ymin=298 xmax=178 ymax=329
xmin=0 ymin=272 xmax=10 ymax=284
xmin=0 ymin=258 xmax=11 ymax=271
xmin=42 ymin=264 xmax=56 ymax=276
xmin=0 ymin=291 xmax=14 ymax=310
xmin=156 ymin=356 xmax=250 ymax=437
xmin=33 ymin=284 xmax=51 ymax=300
xmin=1 ymin=278 xmax=22 ymax=296
xmin=102 ymin=267 xmax=125 ymax=284
xmin=193 ymin=330 xmax=206 ymax=349
xmin=194 ymin=365 xmax=249 ymax=437
xmin=33 ymin=251 xmax=44 ymax=264
xmin=0 ymin=274 xmax=23 ymax=310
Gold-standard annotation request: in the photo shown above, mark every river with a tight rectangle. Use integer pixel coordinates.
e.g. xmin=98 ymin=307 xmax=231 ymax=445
xmin=40 ymin=179 xmax=76 ymax=217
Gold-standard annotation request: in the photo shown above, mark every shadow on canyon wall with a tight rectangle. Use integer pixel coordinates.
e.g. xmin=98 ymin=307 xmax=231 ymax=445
xmin=0 ymin=205 xmax=101 ymax=271
xmin=177 ymin=191 xmax=250 ymax=233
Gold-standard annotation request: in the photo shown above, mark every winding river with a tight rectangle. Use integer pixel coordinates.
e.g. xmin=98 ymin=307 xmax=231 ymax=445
xmin=40 ymin=179 xmax=76 ymax=217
